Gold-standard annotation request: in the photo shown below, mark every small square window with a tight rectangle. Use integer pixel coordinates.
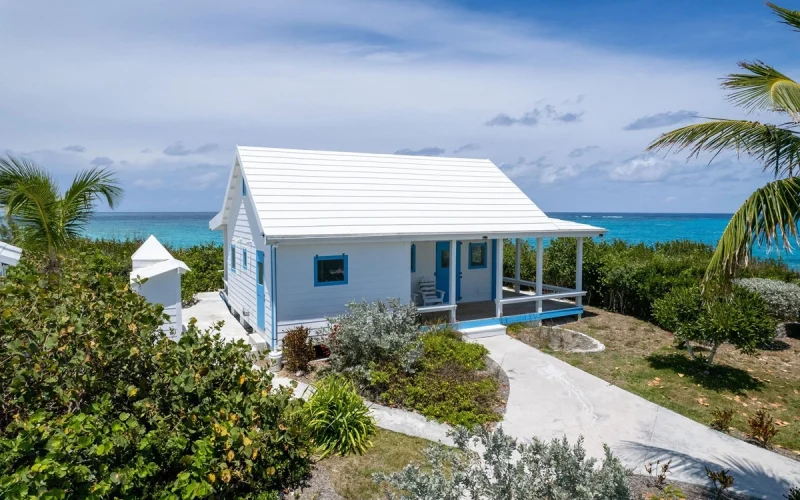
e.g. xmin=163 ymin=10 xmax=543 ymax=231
xmin=411 ymin=244 xmax=416 ymax=273
xmin=314 ymin=255 xmax=348 ymax=286
xmin=468 ymin=242 xmax=487 ymax=269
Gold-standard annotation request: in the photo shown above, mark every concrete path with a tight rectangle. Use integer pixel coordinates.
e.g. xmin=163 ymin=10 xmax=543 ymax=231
xmin=184 ymin=292 xmax=266 ymax=350
xmin=476 ymin=335 xmax=800 ymax=499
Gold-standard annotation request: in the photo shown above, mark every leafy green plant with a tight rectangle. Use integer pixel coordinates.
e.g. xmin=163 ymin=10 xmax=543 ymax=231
xmin=734 ymin=277 xmax=800 ymax=322
xmin=174 ymin=243 xmax=224 ymax=304
xmin=710 ymin=408 xmax=735 ymax=432
xmin=652 ymin=285 xmax=775 ymax=364
xmin=375 ymin=426 xmax=631 ymax=500
xmin=648 ymin=484 xmax=686 ymax=500
xmin=282 ymin=326 xmax=316 ymax=373
xmin=748 ymin=409 xmax=779 ymax=447
xmin=705 ymin=467 xmax=735 ymax=499
xmin=306 ymin=375 xmax=376 ymax=458
xmin=644 ymin=459 xmax=671 ymax=488
xmin=0 ymin=249 xmax=313 ymax=498
xmin=786 ymin=486 xmax=800 ymax=500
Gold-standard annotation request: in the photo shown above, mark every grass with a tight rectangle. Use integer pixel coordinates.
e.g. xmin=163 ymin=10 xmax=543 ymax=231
xmin=513 ymin=306 xmax=800 ymax=455
xmin=319 ymin=429 xmax=431 ymax=499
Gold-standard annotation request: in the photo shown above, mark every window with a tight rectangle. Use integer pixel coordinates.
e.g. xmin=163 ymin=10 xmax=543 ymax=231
xmin=242 ymin=178 xmax=247 ymax=196
xmin=314 ymin=254 xmax=348 ymax=286
xmin=410 ymin=244 xmax=416 ymax=273
xmin=230 ymin=244 xmax=236 ymax=271
xmin=242 ymin=248 xmax=247 ymax=270
xmin=257 ymin=259 xmax=264 ymax=285
xmin=468 ymin=242 xmax=487 ymax=269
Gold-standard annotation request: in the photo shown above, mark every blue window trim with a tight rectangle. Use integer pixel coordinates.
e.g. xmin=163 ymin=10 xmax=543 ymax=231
xmin=410 ymin=244 xmax=416 ymax=273
xmin=242 ymin=178 xmax=247 ymax=196
xmin=242 ymin=248 xmax=247 ymax=270
xmin=314 ymin=254 xmax=348 ymax=287
xmin=230 ymin=244 xmax=236 ymax=272
xmin=468 ymin=242 xmax=488 ymax=269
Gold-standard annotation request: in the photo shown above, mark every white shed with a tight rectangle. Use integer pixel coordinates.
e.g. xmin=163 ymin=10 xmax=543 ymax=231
xmin=0 ymin=240 xmax=22 ymax=277
xmin=130 ymin=235 xmax=190 ymax=338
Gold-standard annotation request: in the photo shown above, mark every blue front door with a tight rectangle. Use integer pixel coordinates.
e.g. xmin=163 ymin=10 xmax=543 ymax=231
xmin=435 ymin=241 xmax=462 ymax=302
xmin=256 ymin=250 xmax=265 ymax=331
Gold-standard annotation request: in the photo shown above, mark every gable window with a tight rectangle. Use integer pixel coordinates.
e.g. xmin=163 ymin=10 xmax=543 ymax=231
xmin=410 ymin=244 xmax=416 ymax=273
xmin=230 ymin=244 xmax=236 ymax=271
xmin=242 ymin=248 xmax=248 ymax=270
xmin=468 ymin=242 xmax=487 ymax=269
xmin=314 ymin=254 xmax=348 ymax=286
xmin=242 ymin=178 xmax=247 ymax=196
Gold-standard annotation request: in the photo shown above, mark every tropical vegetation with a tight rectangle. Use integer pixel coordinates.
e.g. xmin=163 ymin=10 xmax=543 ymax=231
xmin=305 ymin=375 xmax=376 ymax=458
xmin=646 ymin=2 xmax=800 ymax=281
xmin=0 ymin=155 xmax=122 ymax=270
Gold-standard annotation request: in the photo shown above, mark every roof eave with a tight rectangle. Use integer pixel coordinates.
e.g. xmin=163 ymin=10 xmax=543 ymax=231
xmin=266 ymin=228 xmax=607 ymax=245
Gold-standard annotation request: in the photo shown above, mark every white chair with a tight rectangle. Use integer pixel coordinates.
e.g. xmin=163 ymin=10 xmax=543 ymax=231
xmin=417 ymin=277 xmax=445 ymax=306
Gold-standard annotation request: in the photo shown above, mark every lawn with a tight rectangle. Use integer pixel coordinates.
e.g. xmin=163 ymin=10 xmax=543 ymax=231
xmin=318 ymin=429 xmax=431 ymax=499
xmin=511 ymin=306 xmax=800 ymax=456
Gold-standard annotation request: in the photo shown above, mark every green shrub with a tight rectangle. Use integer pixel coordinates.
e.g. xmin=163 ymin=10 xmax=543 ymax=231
xmin=306 ymin=375 xmax=376 ymax=458
xmin=282 ymin=326 xmax=316 ymax=373
xmin=375 ymin=426 xmax=631 ymax=500
xmin=173 ymin=243 xmax=224 ymax=304
xmin=325 ymin=299 xmax=422 ymax=380
xmin=786 ymin=486 xmax=800 ymax=500
xmin=652 ymin=285 xmax=775 ymax=364
xmin=0 ymin=250 xmax=312 ymax=498
xmin=368 ymin=330 xmax=501 ymax=427
xmin=734 ymin=277 xmax=800 ymax=322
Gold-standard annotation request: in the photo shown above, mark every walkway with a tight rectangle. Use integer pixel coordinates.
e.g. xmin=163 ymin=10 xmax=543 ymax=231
xmin=476 ymin=335 xmax=800 ymax=499
xmin=184 ymin=292 xmax=266 ymax=350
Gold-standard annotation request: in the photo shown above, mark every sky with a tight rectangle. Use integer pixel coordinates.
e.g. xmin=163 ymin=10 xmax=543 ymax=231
xmin=0 ymin=0 xmax=796 ymax=213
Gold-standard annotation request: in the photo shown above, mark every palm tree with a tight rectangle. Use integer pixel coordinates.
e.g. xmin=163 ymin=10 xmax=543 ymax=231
xmin=646 ymin=3 xmax=800 ymax=281
xmin=0 ymin=155 xmax=123 ymax=269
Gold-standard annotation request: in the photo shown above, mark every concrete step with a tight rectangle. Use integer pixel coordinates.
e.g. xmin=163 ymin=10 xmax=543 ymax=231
xmin=459 ymin=324 xmax=507 ymax=339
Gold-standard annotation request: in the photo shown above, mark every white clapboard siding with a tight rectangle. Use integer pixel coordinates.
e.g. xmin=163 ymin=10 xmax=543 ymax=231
xmin=213 ymin=146 xmax=606 ymax=240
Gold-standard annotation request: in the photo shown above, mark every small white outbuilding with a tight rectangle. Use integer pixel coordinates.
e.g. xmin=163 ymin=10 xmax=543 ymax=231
xmin=0 ymin=240 xmax=22 ymax=277
xmin=130 ymin=235 xmax=190 ymax=338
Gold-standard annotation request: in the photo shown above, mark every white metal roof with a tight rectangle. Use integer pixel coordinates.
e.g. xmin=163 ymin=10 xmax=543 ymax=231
xmin=132 ymin=235 xmax=173 ymax=263
xmin=212 ymin=146 xmax=606 ymax=242
xmin=0 ymin=240 xmax=22 ymax=267
xmin=130 ymin=258 xmax=190 ymax=282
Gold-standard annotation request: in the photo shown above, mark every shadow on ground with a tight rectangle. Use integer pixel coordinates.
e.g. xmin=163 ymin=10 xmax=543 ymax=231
xmin=616 ymin=441 xmax=795 ymax=499
xmin=645 ymin=353 xmax=763 ymax=393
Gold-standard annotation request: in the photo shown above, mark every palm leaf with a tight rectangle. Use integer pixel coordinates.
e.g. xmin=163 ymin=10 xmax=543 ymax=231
xmin=61 ymin=167 xmax=123 ymax=239
xmin=706 ymin=177 xmax=800 ymax=279
xmin=768 ymin=2 xmax=800 ymax=32
xmin=645 ymin=119 xmax=800 ymax=177
xmin=722 ymin=61 xmax=800 ymax=116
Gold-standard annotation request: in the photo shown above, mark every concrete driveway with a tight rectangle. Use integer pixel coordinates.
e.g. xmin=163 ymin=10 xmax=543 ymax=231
xmin=476 ymin=335 xmax=800 ymax=499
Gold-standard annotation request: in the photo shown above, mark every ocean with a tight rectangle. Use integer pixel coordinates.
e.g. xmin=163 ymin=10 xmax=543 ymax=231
xmin=84 ymin=212 xmax=800 ymax=268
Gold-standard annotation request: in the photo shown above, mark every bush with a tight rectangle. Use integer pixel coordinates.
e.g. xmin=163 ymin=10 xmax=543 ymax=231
xmin=282 ymin=326 xmax=315 ymax=373
xmin=325 ymin=299 xmax=422 ymax=380
xmin=0 ymin=250 xmax=312 ymax=498
xmin=375 ymin=426 xmax=631 ymax=500
xmin=369 ymin=330 xmax=501 ymax=426
xmin=748 ymin=409 xmax=779 ymax=447
xmin=652 ymin=285 xmax=775 ymax=364
xmin=710 ymin=408 xmax=734 ymax=432
xmin=734 ymin=277 xmax=800 ymax=322
xmin=786 ymin=486 xmax=800 ymax=500
xmin=173 ymin=243 xmax=224 ymax=304
xmin=306 ymin=375 xmax=376 ymax=458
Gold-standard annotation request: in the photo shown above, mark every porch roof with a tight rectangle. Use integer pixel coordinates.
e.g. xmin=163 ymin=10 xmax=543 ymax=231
xmin=212 ymin=146 xmax=606 ymax=242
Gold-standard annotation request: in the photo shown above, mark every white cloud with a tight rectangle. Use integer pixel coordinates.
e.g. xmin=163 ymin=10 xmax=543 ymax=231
xmin=133 ymin=178 xmax=165 ymax=189
xmin=608 ymin=156 xmax=677 ymax=183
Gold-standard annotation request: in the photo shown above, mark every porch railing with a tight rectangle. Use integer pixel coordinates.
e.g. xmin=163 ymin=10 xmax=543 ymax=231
xmin=499 ymin=277 xmax=585 ymax=316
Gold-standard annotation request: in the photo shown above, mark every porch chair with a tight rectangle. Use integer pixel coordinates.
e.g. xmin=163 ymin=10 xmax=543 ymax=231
xmin=417 ymin=277 xmax=446 ymax=306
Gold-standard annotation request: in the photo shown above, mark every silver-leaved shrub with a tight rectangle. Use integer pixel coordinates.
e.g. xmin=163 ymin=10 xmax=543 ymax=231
xmin=374 ymin=426 xmax=632 ymax=500
xmin=324 ymin=299 xmax=422 ymax=380
xmin=734 ymin=277 xmax=800 ymax=322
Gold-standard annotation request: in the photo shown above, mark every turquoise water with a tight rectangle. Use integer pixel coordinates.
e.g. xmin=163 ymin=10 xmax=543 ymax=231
xmin=84 ymin=212 xmax=799 ymax=268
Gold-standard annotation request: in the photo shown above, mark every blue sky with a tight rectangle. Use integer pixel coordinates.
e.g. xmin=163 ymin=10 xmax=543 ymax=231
xmin=0 ymin=0 xmax=795 ymax=213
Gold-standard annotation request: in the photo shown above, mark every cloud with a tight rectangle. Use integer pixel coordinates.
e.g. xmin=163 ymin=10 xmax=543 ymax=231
xmin=132 ymin=178 xmax=165 ymax=189
xmin=453 ymin=143 xmax=480 ymax=154
xmin=393 ymin=147 xmax=445 ymax=156
xmin=569 ymin=145 xmax=600 ymax=158
xmin=608 ymin=156 xmax=676 ymax=182
xmin=90 ymin=156 xmax=114 ymax=167
xmin=485 ymin=103 xmax=582 ymax=127
xmin=623 ymin=110 xmax=699 ymax=130
xmin=62 ymin=144 xmax=85 ymax=152
xmin=162 ymin=141 xmax=219 ymax=156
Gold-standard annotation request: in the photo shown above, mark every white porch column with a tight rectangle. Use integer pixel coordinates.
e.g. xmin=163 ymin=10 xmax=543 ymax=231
xmin=576 ymin=237 xmax=584 ymax=307
xmin=514 ymin=238 xmax=521 ymax=293
xmin=535 ymin=237 xmax=543 ymax=314
xmin=495 ymin=238 xmax=503 ymax=317
xmin=449 ymin=239 xmax=458 ymax=323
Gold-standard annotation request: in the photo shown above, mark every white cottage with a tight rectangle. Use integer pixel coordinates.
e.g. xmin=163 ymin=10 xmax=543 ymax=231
xmin=210 ymin=146 xmax=606 ymax=349
xmin=130 ymin=235 xmax=190 ymax=337
xmin=0 ymin=240 xmax=23 ymax=277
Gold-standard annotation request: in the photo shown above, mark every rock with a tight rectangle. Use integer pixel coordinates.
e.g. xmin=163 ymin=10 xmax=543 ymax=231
xmin=296 ymin=370 xmax=304 ymax=377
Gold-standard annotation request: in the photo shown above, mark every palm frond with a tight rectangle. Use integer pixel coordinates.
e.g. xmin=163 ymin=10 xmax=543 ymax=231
xmin=61 ymin=167 xmax=123 ymax=239
xmin=645 ymin=119 xmax=800 ymax=177
xmin=768 ymin=3 xmax=800 ymax=32
xmin=722 ymin=61 xmax=800 ymax=116
xmin=706 ymin=177 xmax=800 ymax=279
